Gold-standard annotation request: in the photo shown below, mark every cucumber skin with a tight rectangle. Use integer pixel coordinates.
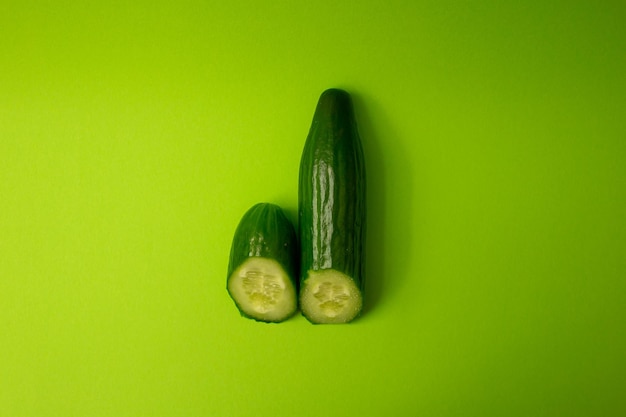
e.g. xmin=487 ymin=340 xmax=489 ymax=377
xmin=298 ymin=88 xmax=366 ymax=298
xmin=227 ymin=202 xmax=299 ymax=298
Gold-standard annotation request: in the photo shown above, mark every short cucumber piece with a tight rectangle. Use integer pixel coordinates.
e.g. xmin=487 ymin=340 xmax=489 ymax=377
xmin=227 ymin=203 xmax=298 ymax=323
xmin=298 ymin=88 xmax=366 ymax=324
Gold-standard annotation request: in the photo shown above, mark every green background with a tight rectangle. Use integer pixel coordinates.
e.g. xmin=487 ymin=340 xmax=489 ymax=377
xmin=2 ymin=1 xmax=625 ymax=416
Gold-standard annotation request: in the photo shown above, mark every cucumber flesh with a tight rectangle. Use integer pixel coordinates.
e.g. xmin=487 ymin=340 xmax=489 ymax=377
xmin=228 ymin=257 xmax=297 ymax=322
xmin=300 ymin=269 xmax=363 ymax=324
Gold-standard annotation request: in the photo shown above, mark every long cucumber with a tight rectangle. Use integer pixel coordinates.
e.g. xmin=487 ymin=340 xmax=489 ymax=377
xmin=298 ymin=88 xmax=366 ymax=324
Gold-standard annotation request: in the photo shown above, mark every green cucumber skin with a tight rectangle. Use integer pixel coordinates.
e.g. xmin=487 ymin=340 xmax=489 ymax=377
xmin=298 ymin=88 xmax=366 ymax=294
xmin=227 ymin=202 xmax=299 ymax=294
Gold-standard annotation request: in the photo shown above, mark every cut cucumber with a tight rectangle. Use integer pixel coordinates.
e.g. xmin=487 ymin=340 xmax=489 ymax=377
xmin=227 ymin=203 xmax=298 ymax=323
xmin=298 ymin=88 xmax=366 ymax=324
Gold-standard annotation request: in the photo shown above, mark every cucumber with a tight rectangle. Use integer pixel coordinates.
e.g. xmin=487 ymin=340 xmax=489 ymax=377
xmin=227 ymin=203 xmax=298 ymax=323
xmin=298 ymin=88 xmax=366 ymax=324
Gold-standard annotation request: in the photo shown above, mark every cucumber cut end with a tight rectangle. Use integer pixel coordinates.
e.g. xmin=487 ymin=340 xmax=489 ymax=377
xmin=228 ymin=257 xmax=297 ymax=322
xmin=300 ymin=269 xmax=363 ymax=324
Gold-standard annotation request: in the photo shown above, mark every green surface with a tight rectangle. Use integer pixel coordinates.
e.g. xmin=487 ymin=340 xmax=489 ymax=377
xmin=1 ymin=1 xmax=625 ymax=416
